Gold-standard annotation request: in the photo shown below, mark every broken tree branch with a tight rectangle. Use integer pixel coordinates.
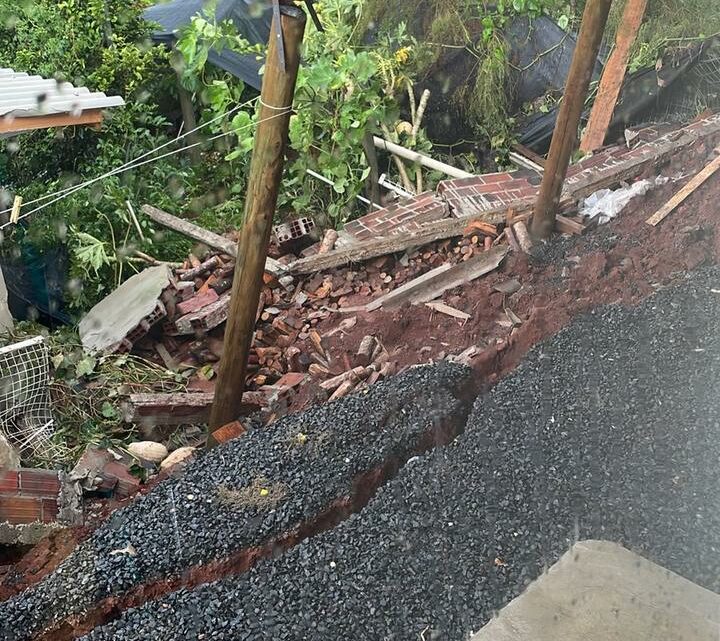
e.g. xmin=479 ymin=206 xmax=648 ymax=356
xmin=142 ymin=204 xmax=286 ymax=277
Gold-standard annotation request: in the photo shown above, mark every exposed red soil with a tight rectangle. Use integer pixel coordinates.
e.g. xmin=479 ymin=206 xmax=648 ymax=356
xmin=293 ymin=136 xmax=720 ymax=409
xmin=0 ymin=467 xmax=178 ymax=602
xmin=0 ymin=527 xmax=91 ymax=602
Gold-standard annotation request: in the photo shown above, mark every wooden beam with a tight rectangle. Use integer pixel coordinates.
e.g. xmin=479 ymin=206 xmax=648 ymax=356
xmin=121 ymin=391 xmax=267 ymax=426
xmin=209 ymin=5 xmax=306 ymax=437
xmin=366 ymin=246 xmax=508 ymax=311
xmin=531 ymin=0 xmax=613 ymax=239
xmin=512 ymin=143 xmax=546 ymax=168
xmin=0 ymin=109 xmax=103 ymax=134
xmin=581 ymin=0 xmax=649 ymax=153
xmin=646 ymin=152 xmax=720 ymax=226
xmin=141 ymin=204 xmax=286 ymax=277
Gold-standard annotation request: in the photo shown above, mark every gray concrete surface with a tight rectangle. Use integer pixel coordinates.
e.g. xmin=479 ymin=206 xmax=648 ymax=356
xmin=472 ymin=540 xmax=720 ymax=641
xmin=79 ymin=265 xmax=171 ymax=353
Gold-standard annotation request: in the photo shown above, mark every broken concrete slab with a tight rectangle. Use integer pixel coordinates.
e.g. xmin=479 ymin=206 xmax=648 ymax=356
xmin=471 ymin=540 xmax=720 ymax=641
xmin=79 ymin=265 xmax=171 ymax=353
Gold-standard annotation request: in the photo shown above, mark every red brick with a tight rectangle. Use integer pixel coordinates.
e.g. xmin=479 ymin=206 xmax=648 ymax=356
xmin=41 ymin=498 xmax=59 ymax=523
xmin=0 ymin=471 xmax=19 ymax=493
xmin=18 ymin=469 xmax=60 ymax=497
xmin=211 ymin=420 xmax=247 ymax=445
xmin=481 ymin=172 xmax=513 ymax=184
xmin=0 ymin=496 xmax=43 ymax=524
xmin=102 ymin=462 xmax=141 ymax=499
xmin=176 ymin=289 xmax=219 ymax=316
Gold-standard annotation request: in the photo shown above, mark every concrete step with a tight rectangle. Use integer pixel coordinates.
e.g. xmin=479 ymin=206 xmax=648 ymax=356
xmin=472 ymin=540 xmax=720 ymax=641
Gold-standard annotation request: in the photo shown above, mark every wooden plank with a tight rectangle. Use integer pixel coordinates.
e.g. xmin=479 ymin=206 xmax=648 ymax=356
xmin=0 ymin=109 xmax=103 ymax=134
xmin=555 ymin=214 xmax=586 ymax=235
xmin=122 ymin=391 xmax=267 ymax=426
xmin=179 ymin=256 xmax=220 ymax=281
xmin=142 ymin=204 xmax=286 ymax=277
xmin=425 ymin=301 xmax=471 ymax=321
xmin=646 ymin=153 xmax=720 ymax=226
xmin=580 ymin=0 xmax=649 ymax=153
xmin=288 ymin=205 xmax=520 ymax=275
xmin=512 ymin=143 xmax=546 ymax=168
xmin=366 ymin=263 xmax=453 ymax=312
xmin=368 ymin=246 xmax=508 ymax=311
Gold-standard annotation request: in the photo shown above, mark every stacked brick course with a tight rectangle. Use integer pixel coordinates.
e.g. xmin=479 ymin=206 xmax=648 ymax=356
xmin=0 ymin=469 xmax=61 ymax=525
xmin=341 ymin=115 xmax=720 ymax=244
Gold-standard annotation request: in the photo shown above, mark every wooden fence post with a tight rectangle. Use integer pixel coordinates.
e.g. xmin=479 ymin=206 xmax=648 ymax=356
xmin=580 ymin=0 xmax=648 ymax=153
xmin=208 ymin=4 xmax=306 ymax=441
xmin=530 ymin=0 xmax=613 ymax=239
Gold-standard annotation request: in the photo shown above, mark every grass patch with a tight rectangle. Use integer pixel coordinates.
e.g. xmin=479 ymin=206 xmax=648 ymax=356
xmin=216 ymin=478 xmax=290 ymax=510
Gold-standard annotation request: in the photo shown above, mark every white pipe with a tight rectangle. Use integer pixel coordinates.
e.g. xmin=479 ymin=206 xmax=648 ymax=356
xmin=306 ymin=168 xmax=383 ymax=210
xmin=373 ymin=136 xmax=473 ymax=179
xmin=508 ymin=151 xmax=544 ymax=174
xmin=378 ymin=173 xmax=415 ymax=199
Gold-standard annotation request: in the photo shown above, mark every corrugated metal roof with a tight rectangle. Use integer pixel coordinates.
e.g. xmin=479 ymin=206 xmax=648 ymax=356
xmin=0 ymin=68 xmax=125 ymax=118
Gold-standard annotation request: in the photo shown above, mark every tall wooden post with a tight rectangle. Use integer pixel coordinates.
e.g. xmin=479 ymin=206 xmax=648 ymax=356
xmin=580 ymin=0 xmax=648 ymax=153
xmin=530 ymin=0 xmax=613 ymax=239
xmin=208 ymin=4 xmax=306 ymax=440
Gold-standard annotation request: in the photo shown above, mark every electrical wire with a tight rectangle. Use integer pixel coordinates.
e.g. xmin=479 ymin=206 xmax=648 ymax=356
xmin=0 ymin=94 xmax=263 ymax=219
xmin=0 ymin=106 xmax=292 ymax=230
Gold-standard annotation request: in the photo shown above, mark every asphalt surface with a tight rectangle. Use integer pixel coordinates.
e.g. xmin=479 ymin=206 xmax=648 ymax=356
xmin=0 ymin=362 xmax=471 ymax=641
xmin=76 ymin=267 xmax=720 ymax=641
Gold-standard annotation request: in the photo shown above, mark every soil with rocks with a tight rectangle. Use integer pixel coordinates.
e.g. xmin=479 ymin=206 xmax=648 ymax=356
xmin=78 ymin=265 xmax=720 ymax=641
xmin=0 ymin=363 xmax=471 ymax=641
xmin=293 ymin=138 xmax=720 ymax=411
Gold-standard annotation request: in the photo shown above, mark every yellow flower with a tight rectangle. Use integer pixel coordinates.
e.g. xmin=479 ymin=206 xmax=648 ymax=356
xmin=394 ymin=47 xmax=411 ymax=65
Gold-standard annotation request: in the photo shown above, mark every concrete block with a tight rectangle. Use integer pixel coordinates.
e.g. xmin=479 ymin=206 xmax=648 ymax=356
xmin=79 ymin=264 xmax=171 ymax=353
xmin=472 ymin=540 xmax=720 ymax=641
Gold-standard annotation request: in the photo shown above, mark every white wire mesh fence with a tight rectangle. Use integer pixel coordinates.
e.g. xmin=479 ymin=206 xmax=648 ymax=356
xmin=0 ymin=335 xmax=54 ymax=457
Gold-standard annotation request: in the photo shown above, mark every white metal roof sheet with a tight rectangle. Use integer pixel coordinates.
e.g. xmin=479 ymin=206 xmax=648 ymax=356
xmin=0 ymin=68 xmax=124 ymax=118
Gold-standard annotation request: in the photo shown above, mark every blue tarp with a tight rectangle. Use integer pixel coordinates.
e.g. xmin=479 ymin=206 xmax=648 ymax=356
xmin=144 ymin=0 xmax=273 ymax=90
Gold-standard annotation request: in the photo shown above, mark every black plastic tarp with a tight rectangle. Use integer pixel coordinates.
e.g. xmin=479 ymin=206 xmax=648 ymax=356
xmin=517 ymin=36 xmax=714 ymax=153
xmin=144 ymin=0 xmax=272 ymax=90
xmin=506 ymin=16 xmax=605 ymax=108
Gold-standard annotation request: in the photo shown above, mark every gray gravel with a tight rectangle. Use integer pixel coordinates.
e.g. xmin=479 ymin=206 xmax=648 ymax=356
xmin=78 ymin=267 xmax=720 ymax=641
xmin=0 ymin=362 xmax=470 ymax=641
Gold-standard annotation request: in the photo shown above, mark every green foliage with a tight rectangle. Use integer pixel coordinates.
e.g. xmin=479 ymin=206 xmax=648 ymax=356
xmin=0 ymin=0 xmax=433 ymax=314
xmin=284 ymin=1 xmax=412 ymax=226
xmin=359 ymin=0 xmax=565 ymax=153
xmin=605 ymin=0 xmax=720 ymax=73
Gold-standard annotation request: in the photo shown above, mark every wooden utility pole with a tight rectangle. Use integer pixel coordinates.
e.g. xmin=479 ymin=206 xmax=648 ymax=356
xmin=580 ymin=0 xmax=648 ymax=153
xmin=208 ymin=3 xmax=306 ymax=440
xmin=530 ymin=0 xmax=613 ymax=239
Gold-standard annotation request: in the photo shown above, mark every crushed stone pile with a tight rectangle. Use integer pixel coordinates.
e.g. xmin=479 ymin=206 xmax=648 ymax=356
xmin=0 ymin=362 xmax=471 ymax=641
xmin=79 ymin=268 xmax=720 ymax=641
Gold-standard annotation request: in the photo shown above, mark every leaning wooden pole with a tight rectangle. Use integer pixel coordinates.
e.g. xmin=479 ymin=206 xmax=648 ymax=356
xmin=208 ymin=4 xmax=306 ymax=441
xmin=580 ymin=0 xmax=648 ymax=153
xmin=530 ymin=0 xmax=613 ymax=239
